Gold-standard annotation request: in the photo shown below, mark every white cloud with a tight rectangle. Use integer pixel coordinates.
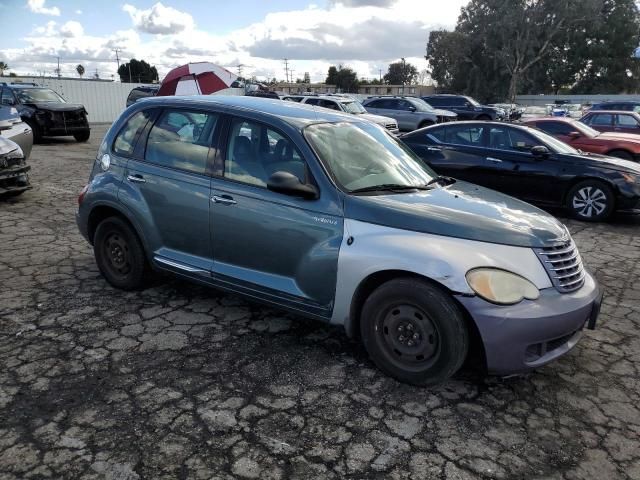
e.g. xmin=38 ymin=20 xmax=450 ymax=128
xmin=123 ymin=2 xmax=194 ymax=35
xmin=27 ymin=0 xmax=60 ymax=16
xmin=6 ymin=1 xmax=469 ymax=82
xmin=60 ymin=20 xmax=84 ymax=38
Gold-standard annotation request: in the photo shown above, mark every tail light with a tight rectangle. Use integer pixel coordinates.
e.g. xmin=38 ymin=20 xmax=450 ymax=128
xmin=78 ymin=184 xmax=89 ymax=205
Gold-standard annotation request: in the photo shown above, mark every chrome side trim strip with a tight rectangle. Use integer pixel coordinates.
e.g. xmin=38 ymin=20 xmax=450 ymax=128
xmin=154 ymin=256 xmax=209 ymax=274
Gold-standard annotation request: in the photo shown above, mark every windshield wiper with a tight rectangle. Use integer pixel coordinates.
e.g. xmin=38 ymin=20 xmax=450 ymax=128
xmin=426 ymin=176 xmax=456 ymax=186
xmin=350 ymin=183 xmax=432 ymax=194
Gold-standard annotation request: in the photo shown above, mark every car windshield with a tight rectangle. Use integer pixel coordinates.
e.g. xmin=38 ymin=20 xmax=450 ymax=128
xmin=14 ymin=88 xmax=65 ymax=103
xmin=528 ymin=127 xmax=580 ymax=154
xmin=304 ymin=121 xmax=437 ymax=192
xmin=465 ymin=97 xmax=481 ymax=107
xmin=342 ymin=101 xmax=367 ymax=114
xmin=573 ymin=121 xmax=600 ymax=138
xmin=411 ymin=98 xmax=435 ymax=112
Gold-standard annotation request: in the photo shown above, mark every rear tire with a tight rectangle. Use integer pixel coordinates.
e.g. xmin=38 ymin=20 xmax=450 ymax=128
xmin=360 ymin=278 xmax=469 ymax=386
xmin=607 ymin=150 xmax=634 ymax=161
xmin=74 ymin=131 xmax=90 ymax=142
xmin=476 ymin=114 xmax=492 ymax=121
xmin=566 ymin=180 xmax=615 ymax=222
xmin=94 ymin=216 xmax=148 ymax=290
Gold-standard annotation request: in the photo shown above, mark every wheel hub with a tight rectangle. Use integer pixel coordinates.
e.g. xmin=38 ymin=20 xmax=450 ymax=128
xmin=104 ymin=233 xmax=131 ymax=275
xmin=573 ymin=186 xmax=606 ymax=218
xmin=378 ymin=305 xmax=439 ymax=365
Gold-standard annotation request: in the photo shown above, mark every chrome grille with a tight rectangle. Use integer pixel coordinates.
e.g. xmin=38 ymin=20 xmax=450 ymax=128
xmin=534 ymin=240 xmax=585 ymax=293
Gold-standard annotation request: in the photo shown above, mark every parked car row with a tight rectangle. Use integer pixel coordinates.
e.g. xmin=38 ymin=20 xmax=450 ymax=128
xmin=0 ymin=104 xmax=32 ymax=197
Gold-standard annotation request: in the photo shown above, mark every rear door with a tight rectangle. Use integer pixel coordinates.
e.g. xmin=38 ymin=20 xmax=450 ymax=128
xmin=404 ymin=124 xmax=494 ymax=185
xmin=209 ymin=116 xmax=342 ymax=318
xmin=583 ymin=112 xmax=615 ymax=132
xmin=117 ymin=107 xmax=219 ymax=273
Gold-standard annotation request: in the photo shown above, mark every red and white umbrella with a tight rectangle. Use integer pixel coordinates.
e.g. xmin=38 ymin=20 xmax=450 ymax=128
xmin=157 ymin=62 xmax=238 ymax=96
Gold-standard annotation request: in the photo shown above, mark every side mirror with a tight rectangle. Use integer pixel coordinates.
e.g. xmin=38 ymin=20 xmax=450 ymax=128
xmin=568 ymin=131 xmax=581 ymax=139
xmin=407 ymin=106 xmax=417 ymax=112
xmin=531 ymin=145 xmax=550 ymax=158
xmin=465 ymin=102 xmax=472 ymax=108
xmin=267 ymin=171 xmax=318 ymax=200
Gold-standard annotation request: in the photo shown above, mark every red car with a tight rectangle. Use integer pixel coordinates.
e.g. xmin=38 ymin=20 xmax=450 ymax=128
xmin=523 ymin=118 xmax=640 ymax=161
xmin=580 ymin=110 xmax=640 ymax=135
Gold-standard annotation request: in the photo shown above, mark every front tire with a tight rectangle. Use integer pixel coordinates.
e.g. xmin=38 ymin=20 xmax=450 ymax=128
xmin=567 ymin=180 xmax=615 ymax=222
xmin=94 ymin=216 xmax=148 ymax=290
xmin=24 ymin=119 xmax=42 ymax=143
xmin=476 ymin=114 xmax=492 ymax=121
xmin=360 ymin=278 xmax=469 ymax=386
xmin=74 ymin=131 xmax=90 ymax=142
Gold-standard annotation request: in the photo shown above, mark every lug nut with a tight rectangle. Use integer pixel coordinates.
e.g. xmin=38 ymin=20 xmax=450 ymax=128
xmin=397 ymin=326 xmax=404 ymax=332
xmin=413 ymin=333 xmax=419 ymax=340
xmin=407 ymin=340 xmax=414 ymax=347
xmin=407 ymin=324 xmax=414 ymax=331
xmin=398 ymin=335 xmax=405 ymax=341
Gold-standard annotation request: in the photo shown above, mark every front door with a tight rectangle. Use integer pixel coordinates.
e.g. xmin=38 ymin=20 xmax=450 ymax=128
xmin=210 ymin=116 xmax=343 ymax=318
xmin=483 ymin=125 xmax=560 ymax=204
xmin=118 ymin=107 xmax=219 ymax=272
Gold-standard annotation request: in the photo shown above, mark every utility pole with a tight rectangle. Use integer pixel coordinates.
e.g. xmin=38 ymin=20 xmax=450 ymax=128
xmin=56 ymin=56 xmax=61 ymax=78
xmin=401 ymin=57 xmax=406 ymax=95
xmin=283 ymin=58 xmax=289 ymax=84
xmin=113 ymin=48 xmax=121 ymax=70
xmin=128 ymin=62 xmax=132 ymax=83
xmin=379 ymin=69 xmax=382 ymax=82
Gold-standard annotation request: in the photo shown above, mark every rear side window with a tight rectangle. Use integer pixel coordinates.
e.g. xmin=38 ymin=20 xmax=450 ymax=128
xmin=305 ymin=98 xmax=320 ymax=105
xmin=423 ymin=97 xmax=442 ymax=107
xmin=488 ymin=127 xmax=537 ymax=152
xmin=1 ymin=88 xmax=15 ymax=106
xmin=144 ymin=109 xmax=218 ymax=174
xmin=113 ymin=110 xmax=154 ymax=156
xmin=320 ymin=100 xmax=341 ymax=111
xmin=444 ymin=125 xmax=485 ymax=146
xmin=587 ymin=113 xmax=613 ymax=126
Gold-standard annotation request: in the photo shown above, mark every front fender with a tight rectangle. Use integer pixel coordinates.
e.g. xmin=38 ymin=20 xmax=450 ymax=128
xmin=330 ymin=219 xmax=552 ymax=332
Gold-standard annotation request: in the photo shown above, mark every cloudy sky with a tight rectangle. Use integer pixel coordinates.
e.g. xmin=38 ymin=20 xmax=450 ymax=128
xmin=0 ymin=0 xmax=469 ymax=83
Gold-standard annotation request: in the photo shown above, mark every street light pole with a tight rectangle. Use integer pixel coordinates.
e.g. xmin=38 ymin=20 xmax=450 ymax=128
xmin=401 ymin=57 xmax=406 ymax=95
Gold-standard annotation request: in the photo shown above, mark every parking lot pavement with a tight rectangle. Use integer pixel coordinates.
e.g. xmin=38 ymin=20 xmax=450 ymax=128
xmin=0 ymin=124 xmax=639 ymax=480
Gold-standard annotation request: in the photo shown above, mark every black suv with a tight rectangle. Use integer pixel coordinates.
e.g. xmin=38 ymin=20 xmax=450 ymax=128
xmin=126 ymin=85 xmax=160 ymax=107
xmin=422 ymin=94 xmax=503 ymax=121
xmin=589 ymin=101 xmax=640 ymax=113
xmin=0 ymin=84 xmax=90 ymax=142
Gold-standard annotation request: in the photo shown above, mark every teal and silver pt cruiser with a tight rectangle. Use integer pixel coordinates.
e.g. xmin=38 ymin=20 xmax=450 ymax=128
xmin=77 ymin=96 xmax=602 ymax=385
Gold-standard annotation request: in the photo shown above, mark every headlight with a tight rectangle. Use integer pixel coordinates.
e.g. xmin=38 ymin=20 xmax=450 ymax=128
xmin=621 ymin=172 xmax=637 ymax=184
xmin=6 ymin=145 xmax=24 ymax=160
xmin=466 ymin=268 xmax=540 ymax=305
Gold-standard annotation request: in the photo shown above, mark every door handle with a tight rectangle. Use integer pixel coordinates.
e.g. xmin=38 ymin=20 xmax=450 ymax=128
xmin=426 ymin=147 xmax=441 ymax=152
xmin=127 ymin=174 xmax=146 ymax=183
xmin=211 ymin=195 xmax=237 ymax=205
xmin=486 ymin=157 xmax=503 ymax=163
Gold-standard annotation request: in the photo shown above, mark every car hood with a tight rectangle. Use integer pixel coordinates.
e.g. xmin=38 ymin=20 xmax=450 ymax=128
xmin=23 ymin=102 xmax=86 ymax=112
xmin=562 ymin=151 xmax=640 ymax=173
xmin=357 ymin=112 xmax=397 ymax=126
xmin=344 ymin=180 xmax=568 ymax=248
xmin=597 ymin=132 xmax=640 ymax=143
xmin=0 ymin=136 xmax=21 ymax=156
xmin=433 ymin=109 xmax=457 ymax=117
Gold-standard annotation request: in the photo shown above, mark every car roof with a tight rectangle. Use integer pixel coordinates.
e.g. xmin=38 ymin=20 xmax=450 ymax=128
xmin=596 ymin=100 xmax=640 ymax=104
xmin=138 ymin=95 xmax=359 ymax=127
xmin=525 ymin=117 xmax=576 ymax=123
xmin=586 ymin=110 xmax=639 ymax=115
xmin=6 ymin=84 xmax=48 ymax=89
xmin=404 ymin=120 xmax=536 ymax=136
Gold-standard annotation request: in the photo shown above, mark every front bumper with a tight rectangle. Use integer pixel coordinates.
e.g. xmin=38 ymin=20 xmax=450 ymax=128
xmin=457 ymin=271 xmax=601 ymax=375
xmin=0 ymin=165 xmax=31 ymax=195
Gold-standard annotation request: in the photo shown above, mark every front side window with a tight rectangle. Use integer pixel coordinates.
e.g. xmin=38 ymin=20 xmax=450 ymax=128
xmin=488 ymin=127 xmax=537 ymax=152
xmin=616 ymin=114 xmax=639 ymax=127
xmin=305 ymin=98 xmax=320 ymax=106
xmin=225 ymin=119 xmax=307 ymax=187
xmin=305 ymin=121 xmax=436 ymax=192
xmin=144 ymin=109 xmax=217 ymax=174
xmin=320 ymin=100 xmax=341 ymax=111
xmin=113 ymin=110 xmax=154 ymax=156
xmin=342 ymin=101 xmax=366 ymax=114
xmin=1 ymin=88 xmax=15 ymax=106
xmin=445 ymin=125 xmax=485 ymax=146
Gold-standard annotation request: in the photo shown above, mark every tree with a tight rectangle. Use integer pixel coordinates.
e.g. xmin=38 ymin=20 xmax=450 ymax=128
xmin=0 ymin=61 xmax=8 ymax=77
xmin=325 ymin=65 xmax=360 ymax=92
xmin=384 ymin=60 xmax=418 ymax=85
xmin=117 ymin=59 xmax=159 ymax=83
xmin=76 ymin=64 xmax=85 ymax=78
xmin=425 ymin=0 xmax=640 ymax=102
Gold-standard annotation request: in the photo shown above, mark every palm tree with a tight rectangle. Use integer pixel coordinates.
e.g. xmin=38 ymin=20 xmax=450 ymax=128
xmin=0 ymin=62 xmax=9 ymax=77
xmin=76 ymin=64 xmax=85 ymax=78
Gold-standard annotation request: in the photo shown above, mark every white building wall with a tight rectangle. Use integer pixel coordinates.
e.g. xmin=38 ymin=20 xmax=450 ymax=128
xmin=7 ymin=77 xmax=154 ymax=123
xmin=516 ymin=94 xmax=640 ymax=106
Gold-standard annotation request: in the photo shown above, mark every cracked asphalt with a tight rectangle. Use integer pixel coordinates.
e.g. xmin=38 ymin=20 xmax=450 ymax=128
xmin=1 ymin=124 xmax=640 ymax=480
